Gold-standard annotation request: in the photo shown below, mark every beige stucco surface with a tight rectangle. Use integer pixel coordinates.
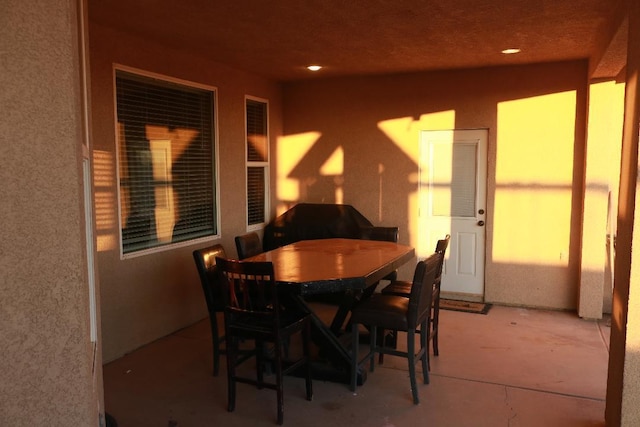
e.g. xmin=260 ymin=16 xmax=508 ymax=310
xmin=88 ymin=23 xmax=283 ymax=363
xmin=580 ymin=80 xmax=625 ymax=319
xmin=0 ymin=0 xmax=98 ymax=425
xmin=608 ymin=2 xmax=640 ymax=425
xmin=282 ymin=61 xmax=588 ymax=310
xmin=3 ymin=1 xmax=640 ymax=426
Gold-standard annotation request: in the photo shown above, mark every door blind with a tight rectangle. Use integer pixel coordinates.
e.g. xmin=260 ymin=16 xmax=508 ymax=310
xmin=116 ymin=69 xmax=217 ymax=254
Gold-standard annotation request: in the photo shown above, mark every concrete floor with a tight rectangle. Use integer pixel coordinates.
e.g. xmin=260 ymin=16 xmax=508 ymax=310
xmin=103 ymin=304 xmax=610 ymax=427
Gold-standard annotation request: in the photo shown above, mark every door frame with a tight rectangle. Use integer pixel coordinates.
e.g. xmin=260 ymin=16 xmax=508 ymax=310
xmin=418 ymin=128 xmax=488 ymax=300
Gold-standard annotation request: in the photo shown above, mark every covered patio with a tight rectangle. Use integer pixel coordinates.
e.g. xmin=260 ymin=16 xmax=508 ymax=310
xmin=104 ymin=304 xmax=610 ymax=426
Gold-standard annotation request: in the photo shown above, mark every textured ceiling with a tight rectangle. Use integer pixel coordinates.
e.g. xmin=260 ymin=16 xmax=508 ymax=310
xmin=89 ymin=0 xmax=626 ymax=82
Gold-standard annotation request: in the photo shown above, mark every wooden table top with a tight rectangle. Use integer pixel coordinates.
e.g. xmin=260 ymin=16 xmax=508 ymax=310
xmin=246 ymin=238 xmax=415 ymax=295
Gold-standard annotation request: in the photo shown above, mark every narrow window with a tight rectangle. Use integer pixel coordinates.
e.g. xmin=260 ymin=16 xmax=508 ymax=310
xmin=115 ymin=68 xmax=218 ymax=256
xmin=245 ymin=97 xmax=269 ymax=228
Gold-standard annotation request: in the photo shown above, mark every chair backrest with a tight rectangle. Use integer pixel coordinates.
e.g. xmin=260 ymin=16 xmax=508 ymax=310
xmin=361 ymin=226 xmax=400 ymax=282
xmin=359 ymin=226 xmax=399 ymax=243
xmin=193 ymin=244 xmax=228 ymax=313
xmin=215 ymin=257 xmax=280 ymax=329
xmin=434 ymin=234 xmax=451 ymax=284
xmin=235 ymin=232 xmax=263 ymax=259
xmin=407 ymin=252 xmax=441 ymax=329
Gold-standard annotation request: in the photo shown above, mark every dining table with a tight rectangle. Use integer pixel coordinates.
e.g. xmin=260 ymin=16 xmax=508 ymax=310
xmin=246 ymin=237 xmax=415 ymax=385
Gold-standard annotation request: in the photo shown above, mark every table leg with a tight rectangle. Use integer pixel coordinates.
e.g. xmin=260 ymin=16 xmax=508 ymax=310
xmin=285 ymin=294 xmax=368 ymax=385
xmin=329 ymin=291 xmax=357 ymax=334
xmin=330 ymin=282 xmax=380 ymax=336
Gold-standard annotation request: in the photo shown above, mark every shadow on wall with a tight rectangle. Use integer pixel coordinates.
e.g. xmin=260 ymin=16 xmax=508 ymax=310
xmin=278 ymin=61 xmax=595 ymax=310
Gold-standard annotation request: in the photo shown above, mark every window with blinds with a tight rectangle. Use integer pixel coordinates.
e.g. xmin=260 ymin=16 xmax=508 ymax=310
xmin=245 ymin=97 xmax=269 ymax=227
xmin=115 ymin=68 xmax=218 ymax=256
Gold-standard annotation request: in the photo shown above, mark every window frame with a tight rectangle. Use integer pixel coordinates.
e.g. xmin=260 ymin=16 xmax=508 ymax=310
xmin=244 ymin=95 xmax=270 ymax=231
xmin=113 ymin=64 xmax=221 ymax=259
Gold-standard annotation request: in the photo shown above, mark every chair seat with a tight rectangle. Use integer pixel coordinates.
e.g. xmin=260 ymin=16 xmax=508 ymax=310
xmin=380 ymin=280 xmax=411 ymax=297
xmin=382 ymin=271 xmax=398 ymax=282
xmin=381 ymin=280 xmax=439 ymax=299
xmin=350 ymin=294 xmax=410 ymax=331
xmin=229 ymin=311 xmax=310 ymax=338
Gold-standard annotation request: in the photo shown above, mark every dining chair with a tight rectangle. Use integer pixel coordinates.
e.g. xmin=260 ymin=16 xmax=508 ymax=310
xmin=234 ymin=231 xmax=263 ymax=259
xmin=379 ymin=234 xmax=450 ymax=363
xmin=349 ymin=252 xmax=441 ymax=404
xmin=331 ymin=226 xmax=402 ymax=335
xmin=215 ymin=257 xmax=313 ymax=425
xmin=359 ymin=226 xmax=400 ymax=282
xmin=192 ymin=244 xmax=229 ymax=376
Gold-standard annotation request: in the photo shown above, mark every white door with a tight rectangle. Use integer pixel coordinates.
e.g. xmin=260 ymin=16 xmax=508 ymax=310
xmin=419 ymin=129 xmax=487 ymax=299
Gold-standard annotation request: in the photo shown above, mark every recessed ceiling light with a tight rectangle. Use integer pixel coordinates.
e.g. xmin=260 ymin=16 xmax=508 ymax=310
xmin=307 ymin=65 xmax=322 ymax=71
xmin=501 ymin=48 xmax=521 ymax=55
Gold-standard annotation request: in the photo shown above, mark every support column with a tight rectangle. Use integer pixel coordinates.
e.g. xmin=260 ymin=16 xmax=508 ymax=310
xmin=580 ymin=80 xmax=625 ymax=319
xmin=606 ymin=1 xmax=640 ymax=425
xmin=0 ymin=0 xmax=99 ymax=425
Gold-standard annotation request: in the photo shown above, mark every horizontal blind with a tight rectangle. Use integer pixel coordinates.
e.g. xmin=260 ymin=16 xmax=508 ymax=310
xmin=246 ymin=99 xmax=267 ymax=162
xmin=116 ymin=70 xmax=217 ymax=254
xmin=431 ymin=142 xmax=476 ymax=217
xmin=246 ymin=97 xmax=268 ymax=226
xmin=247 ymin=166 xmax=266 ymax=225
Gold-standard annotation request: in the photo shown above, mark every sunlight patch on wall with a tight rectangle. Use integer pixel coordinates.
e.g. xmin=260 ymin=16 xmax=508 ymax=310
xmin=319 ymin=146 xmax=345 ymax=204
xmin=94 ymin=150 xmax=117 ymax=251
xmin=377 ymin=110 xmax=456 ymax=163
xmin=408 ymin=189 xmax=421 ymax=257
xmin=587 ymin=81 xmax=624 ymax=183
xmin=583 ymin=80 xmax=625 ymax=271
xmin=276 ymin=131 xmax=322 ymax=212
xmin=493 ymin=91 xmax=576 ymax=264
xmin=378 ymin=110 xmax=455 ymax=245
xmin=378 ymin=117 xmax=416 ymax=159
xmin=417 ymin=110 xmax=457 ymax=130
xmin=319 ymin=146 xmax=344 ymax=176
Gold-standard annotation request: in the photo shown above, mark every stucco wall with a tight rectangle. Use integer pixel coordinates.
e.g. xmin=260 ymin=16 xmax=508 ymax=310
xmin=88 ymin=23 xmax=283 ymax=363
xmin=0 ymin=0 xmax=97 ymax=425
xmin=580 ymin=80 xmax=625 ymax=319
xmin=282 ymin=61 xmax=588 ymax=310
xmin=606 ymin=1 xmax=640 ymax=425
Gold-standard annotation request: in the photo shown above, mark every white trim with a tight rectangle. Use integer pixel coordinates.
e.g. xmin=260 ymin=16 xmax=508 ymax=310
xmin=113 ymin=65 xmax=221 ymax=259
xmin=114 ymin=63 xmax=219 ymax=92
xmin=77 ymin=0 xmax=98 ymax=344
xmin=244 ymin=95 xmax=270 ymax=231
xmin=82 ymin=160 xmax=98 ymax=342
xmin=121 ymin=235 xmax=223 ymax=260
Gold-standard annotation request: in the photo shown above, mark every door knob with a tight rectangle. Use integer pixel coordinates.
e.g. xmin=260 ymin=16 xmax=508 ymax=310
xmin=477 ymin=220 xmax=485 ymax=226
